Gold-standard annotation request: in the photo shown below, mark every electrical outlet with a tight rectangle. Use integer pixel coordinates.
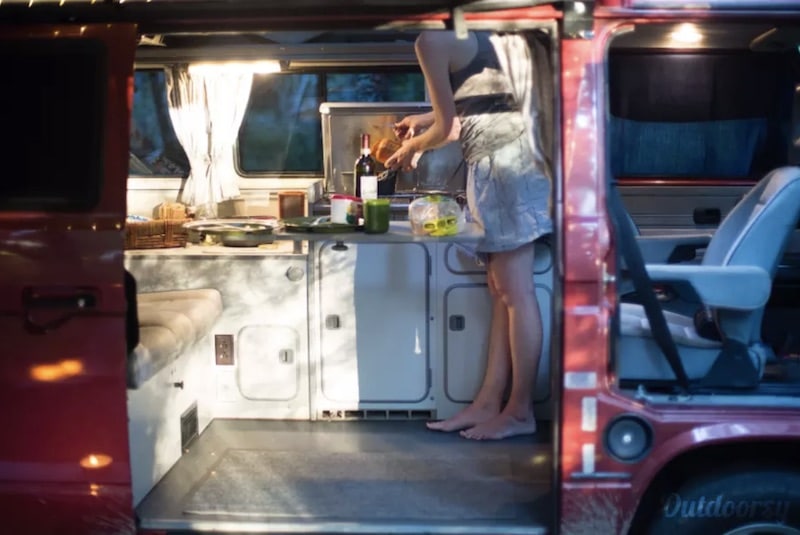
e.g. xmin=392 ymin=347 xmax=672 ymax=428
xmin=215 ymin=334 xmax=234 ymax=365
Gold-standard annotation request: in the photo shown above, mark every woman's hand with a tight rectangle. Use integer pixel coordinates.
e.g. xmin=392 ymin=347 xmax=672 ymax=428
xmin=393 ymin=112 xmax=434 ymax=140
xmin=383 ymin=138 xmax=422 ymax=172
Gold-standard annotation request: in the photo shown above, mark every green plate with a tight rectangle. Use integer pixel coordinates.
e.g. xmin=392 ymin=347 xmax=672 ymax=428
xmin=281 ymin=216 xmax=363 ymax=233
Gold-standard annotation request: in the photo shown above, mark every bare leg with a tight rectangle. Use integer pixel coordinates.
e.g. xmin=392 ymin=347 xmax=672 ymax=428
xmin=427 ymin=260 xmax=511 ymax=432
xmin=461 ymin=243 xmax=541 ymax=440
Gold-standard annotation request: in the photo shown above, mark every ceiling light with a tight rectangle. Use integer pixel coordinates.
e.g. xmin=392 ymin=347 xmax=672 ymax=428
xmin=188 ymin=60 xmax=281 ymax=75
xmin=669 ymin=23 xmax=703 ymax=45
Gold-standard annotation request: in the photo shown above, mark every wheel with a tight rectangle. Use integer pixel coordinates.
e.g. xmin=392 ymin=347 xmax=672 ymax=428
xmin=646 ymin=466 xmax=800 ymax=535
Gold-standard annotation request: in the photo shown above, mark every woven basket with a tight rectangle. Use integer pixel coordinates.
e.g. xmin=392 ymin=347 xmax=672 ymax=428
xmin=125 ymin=219 xmax=189 ymax=249
xmin=155 ymin=202 xmax=187 ymax=220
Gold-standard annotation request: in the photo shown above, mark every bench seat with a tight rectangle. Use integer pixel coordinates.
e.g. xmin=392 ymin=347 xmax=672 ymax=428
xmin=127 ymin=288 xmax=223 ymax=389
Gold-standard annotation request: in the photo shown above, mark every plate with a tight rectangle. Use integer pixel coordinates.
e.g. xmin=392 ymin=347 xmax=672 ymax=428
xmin=281 ymin=216 xmax=363 ymax=233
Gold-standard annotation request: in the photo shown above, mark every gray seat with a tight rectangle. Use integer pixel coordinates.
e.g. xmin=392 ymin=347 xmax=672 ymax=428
xmin=617 ymin=208 xmax=712 ymax=299
xmin=617 ymin=166 xmax=800 ymax=383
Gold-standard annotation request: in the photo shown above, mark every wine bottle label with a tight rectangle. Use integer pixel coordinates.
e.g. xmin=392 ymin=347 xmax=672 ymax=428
xmin=360 ymin=175 xmax=378 ymax=200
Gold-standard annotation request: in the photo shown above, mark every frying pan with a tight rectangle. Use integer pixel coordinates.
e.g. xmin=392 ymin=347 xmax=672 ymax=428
xmin=184 ymin=220 xmax=276 ymax=247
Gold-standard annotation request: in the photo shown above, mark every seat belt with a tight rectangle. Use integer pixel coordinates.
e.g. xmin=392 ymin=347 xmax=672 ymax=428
xmin=608 ymin=181 xmax=692 ymax=393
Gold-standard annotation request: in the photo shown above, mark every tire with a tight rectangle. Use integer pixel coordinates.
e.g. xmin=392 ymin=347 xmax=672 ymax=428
xmin=646 ymin=466 xmax=800 ymax=535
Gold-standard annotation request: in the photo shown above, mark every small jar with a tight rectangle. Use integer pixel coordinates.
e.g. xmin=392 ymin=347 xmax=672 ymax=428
xmin=278 ymin=191 xmax=307 ymax=219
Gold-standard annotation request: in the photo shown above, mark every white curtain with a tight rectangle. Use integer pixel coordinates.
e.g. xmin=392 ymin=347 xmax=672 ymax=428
xmin=165 ymin=65 xmax=253 ymax=214
xmin=490 ymin=32 xmax=555 ymax=180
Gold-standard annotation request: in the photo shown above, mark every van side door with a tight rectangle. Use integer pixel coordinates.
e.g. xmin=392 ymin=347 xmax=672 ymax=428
xmin=0 ymin=23 xmax=137 ymax=534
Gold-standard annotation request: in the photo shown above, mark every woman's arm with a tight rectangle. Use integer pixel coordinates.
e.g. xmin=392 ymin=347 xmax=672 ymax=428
xmin=410 ymin=31 xmax=461 ymax=150
xmin=385 ymin=31 xmax=462 ymax=170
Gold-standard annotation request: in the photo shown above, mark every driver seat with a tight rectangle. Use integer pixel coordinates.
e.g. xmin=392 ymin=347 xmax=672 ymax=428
xmin=617 ymin=166 xmax=800 ymax=385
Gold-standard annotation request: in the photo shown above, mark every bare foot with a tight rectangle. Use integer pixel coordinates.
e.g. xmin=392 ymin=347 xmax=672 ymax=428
xmin=459 ymin=412 xmax=537 ymax=440
xmin=426 ymin=404 xmax=498 ymax=432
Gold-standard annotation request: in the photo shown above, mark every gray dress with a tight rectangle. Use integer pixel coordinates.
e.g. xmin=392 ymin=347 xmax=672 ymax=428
xmin=450 ymin=31 xmax=552 ymax=256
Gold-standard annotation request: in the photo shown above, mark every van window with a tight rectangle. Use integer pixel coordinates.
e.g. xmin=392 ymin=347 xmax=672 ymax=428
xmin=609 ymin=51 xmax=794 ymax=179
xmin=1 ymin=39 xmax=106 ymax=211
xmin=237 ymin=71 xmax=425 ymax=175
xmin=129 ymin=69 xmax=424 ymax=177
xmin=130 ymin=69 xmax=191 ymax=177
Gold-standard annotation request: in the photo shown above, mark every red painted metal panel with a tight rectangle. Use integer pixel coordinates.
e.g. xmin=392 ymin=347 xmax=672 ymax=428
xmin=0 ymin=23 xmax=137 ymax=534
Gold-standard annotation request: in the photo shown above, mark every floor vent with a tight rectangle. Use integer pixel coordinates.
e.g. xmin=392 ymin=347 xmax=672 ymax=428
xmin=180 ymin=401 xmax=199 ymax=451
xmin=321 ymin=409 xmax=434 ymax=421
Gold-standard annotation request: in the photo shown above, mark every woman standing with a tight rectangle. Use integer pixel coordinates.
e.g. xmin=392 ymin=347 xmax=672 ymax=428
xmin=384 ymin=30 xmax=552 ymax=440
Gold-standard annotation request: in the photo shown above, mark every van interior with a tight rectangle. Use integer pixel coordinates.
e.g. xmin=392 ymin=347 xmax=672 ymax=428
xmin=6 ymin=15 xmax=800 ymax=534
xmin=609 ymin=22 xmax=800 ymax=404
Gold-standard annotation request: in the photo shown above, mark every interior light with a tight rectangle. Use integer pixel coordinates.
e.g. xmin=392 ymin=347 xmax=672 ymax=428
xmin=669 ymin=23 xmax=703 ymax=45
xmin=188 ymin=61 xmax=282 ymax=75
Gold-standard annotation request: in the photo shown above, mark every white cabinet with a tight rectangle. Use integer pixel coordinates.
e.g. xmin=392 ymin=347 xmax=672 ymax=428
xmin=315 ymin=241 xmax=432 ymax=411
xmin=433 ymin=239 xmax=554 ymax=420
xmin=442 ymin=284 xmax=552 ymax=403
xmin=125 ymin=251 xmax=310 ymax=420
xmin=237 ymin=324 xmax=301 ymax=401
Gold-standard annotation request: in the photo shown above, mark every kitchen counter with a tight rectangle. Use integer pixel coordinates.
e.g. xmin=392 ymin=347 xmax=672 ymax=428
xmin=124 ymin=221 xmax=482 ymax=256
xmin=272 ymin=220 xmax=483 ymax=244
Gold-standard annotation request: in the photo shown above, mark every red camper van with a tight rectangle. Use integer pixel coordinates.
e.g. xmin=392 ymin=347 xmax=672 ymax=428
xmin=2 ymin=1 xmax=800 ymax=534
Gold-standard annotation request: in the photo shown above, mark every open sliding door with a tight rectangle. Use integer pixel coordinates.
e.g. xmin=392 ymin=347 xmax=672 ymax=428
xmin=0 ymin=23 xmax=137 ymax=534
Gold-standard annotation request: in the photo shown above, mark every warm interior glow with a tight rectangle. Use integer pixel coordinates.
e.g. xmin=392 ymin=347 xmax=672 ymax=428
xmin=80 ymin=453 xmax=113 ymax=469
xmin=669 ymin=23 xmax=704 ymax=45
xmin=30 ymin=359 xmax=84 ymax=382
xmin=188 ymin=61 xmax=282 ymax=75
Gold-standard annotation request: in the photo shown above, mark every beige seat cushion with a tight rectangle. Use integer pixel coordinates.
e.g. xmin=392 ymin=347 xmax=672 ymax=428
xmin=128 ymin=289 xmax=223 ymax=388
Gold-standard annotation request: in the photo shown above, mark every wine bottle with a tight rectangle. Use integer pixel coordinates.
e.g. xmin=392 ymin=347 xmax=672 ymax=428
xmin=354 ymin=133 xmax=377 ymax=199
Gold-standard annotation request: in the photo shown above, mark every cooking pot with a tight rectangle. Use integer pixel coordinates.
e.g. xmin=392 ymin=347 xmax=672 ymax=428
xmin=219 ymin=226 xmax=275 ymax=247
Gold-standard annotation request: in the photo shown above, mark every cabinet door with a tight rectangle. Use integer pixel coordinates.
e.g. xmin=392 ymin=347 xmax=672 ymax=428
xmin=237 ymin=325 xmax=300 ymax=401
xmin=444 ymin=284 xmax=552 ymax=404
xmin=318 ymin=242 xmax=430 ymax=404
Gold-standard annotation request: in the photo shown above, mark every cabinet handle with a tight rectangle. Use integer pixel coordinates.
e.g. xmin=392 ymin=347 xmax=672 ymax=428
xmin=449 ymin=315 xmax=466 ymax=331
xmin=325 ymin=315 xmax=341 ymax=329
xmin=279 ymin=349 xmax=294 ymax=364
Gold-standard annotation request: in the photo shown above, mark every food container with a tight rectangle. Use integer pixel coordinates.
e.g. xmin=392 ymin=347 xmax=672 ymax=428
xmin=330 ymin=194 xmax=362 ymax=225
xmin=408 ymin=195 xmax=464 ymax=237
xmin=278 ymin=191 xmax=307 ymax=219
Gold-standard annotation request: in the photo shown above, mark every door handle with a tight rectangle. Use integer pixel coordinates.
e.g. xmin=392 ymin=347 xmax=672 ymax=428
xmin=22 ymin=286 xmax=99 ymax=334
xmin=693 ymin=207 xmax=721 ymax=225
xmin=23 ymin=287 xmax=98 ymax=309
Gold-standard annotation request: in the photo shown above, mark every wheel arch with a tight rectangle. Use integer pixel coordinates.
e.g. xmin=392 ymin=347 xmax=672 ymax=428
xmin=627 ymin=439 xmax=800 ymax=534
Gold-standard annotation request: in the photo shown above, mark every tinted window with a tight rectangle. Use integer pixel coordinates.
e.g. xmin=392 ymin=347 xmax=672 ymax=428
xmin=132 ymin=69 xmax=425 ymax=177
xmin=237 ymin=71 xmax=425 ymax=174
xmin=609 ymin=52 xmax=794 ymax=179
xmin=130 ymin=70 xmax=190 ymax=177
xmin=238 ymin=73 xmax=321 ymax=174
xmin=0 ymin=39 xmax=106 ymax=211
